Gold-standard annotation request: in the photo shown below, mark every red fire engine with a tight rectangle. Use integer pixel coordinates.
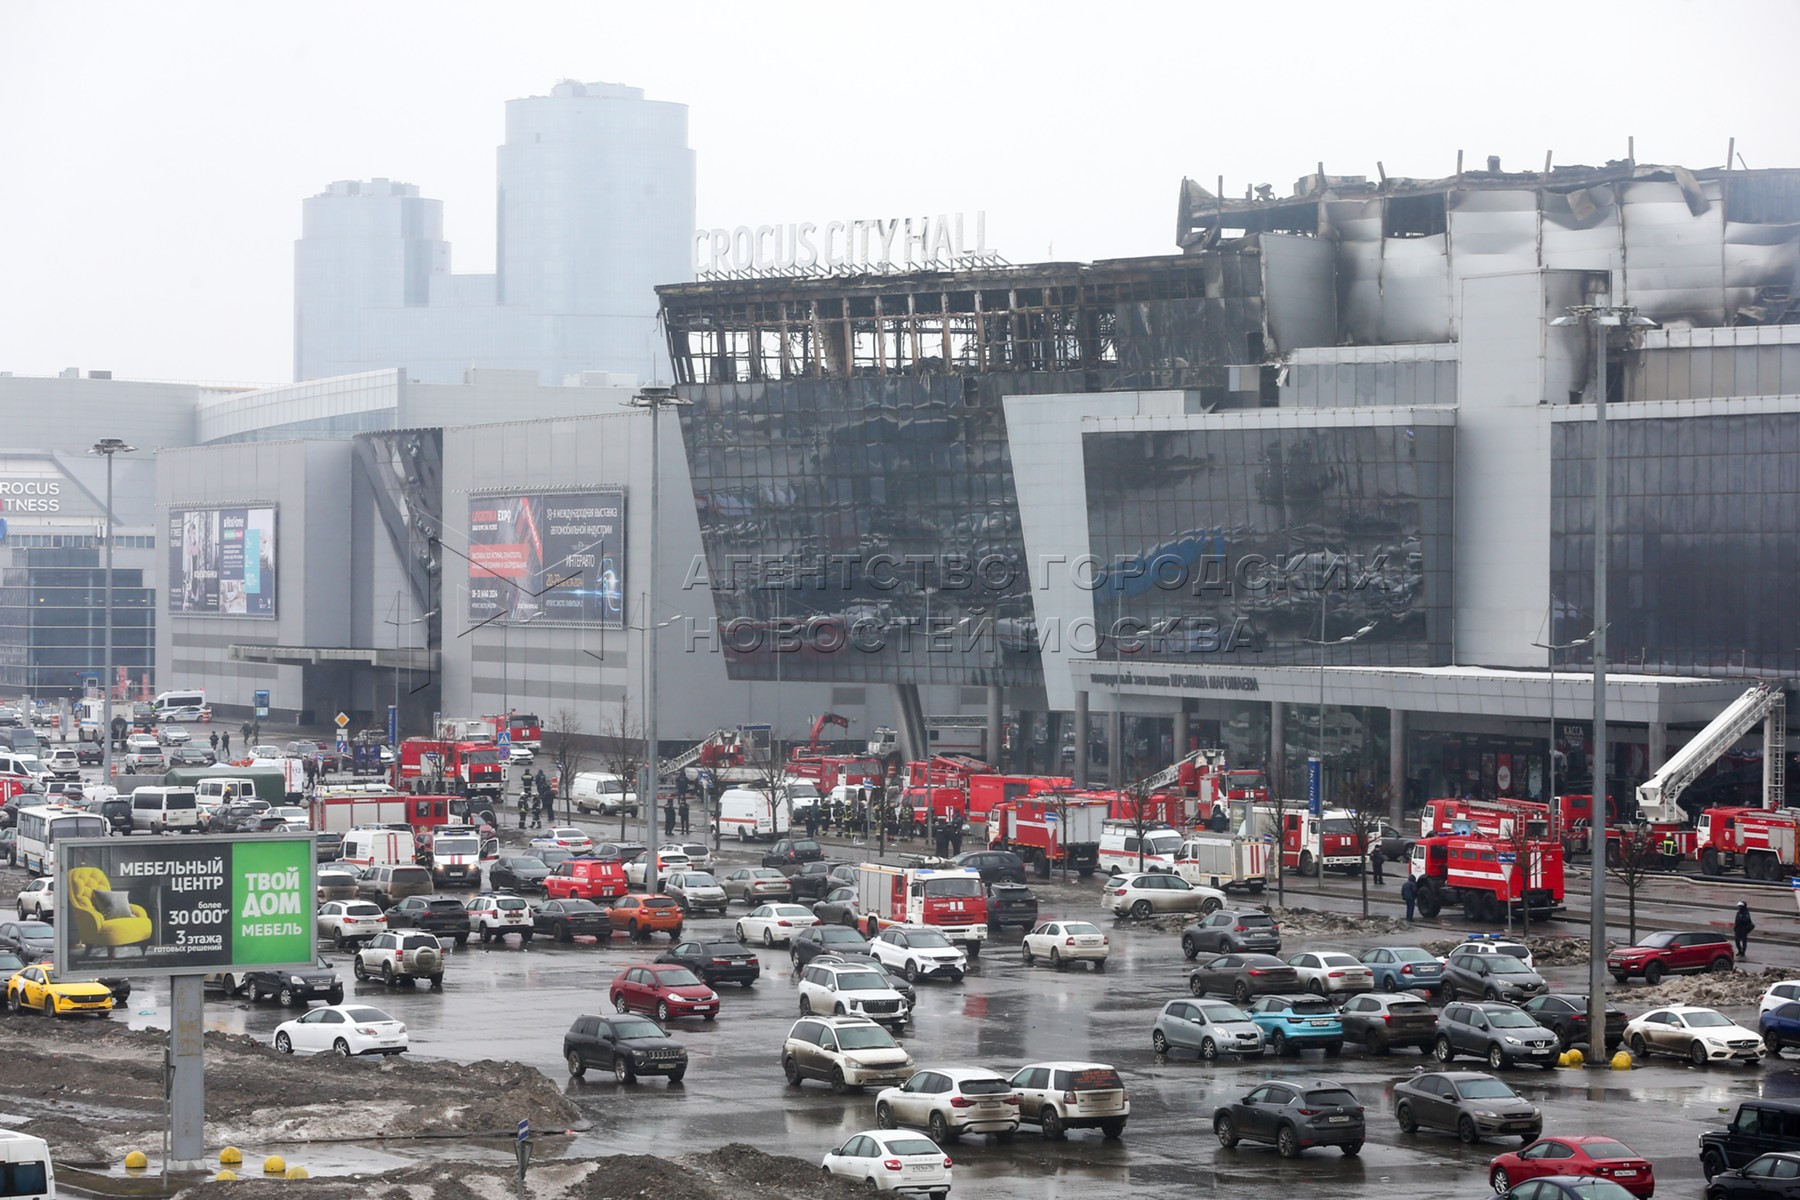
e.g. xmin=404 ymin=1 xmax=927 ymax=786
xmin=1245 ymin=805 xmax=1364 ymax=876
xmin=987 ymin=797 xmax=1107 ymax=877
xmin=1695 ymin=807 xmax=1800 ymax=879
xmin=896 ymin=755 xmax=992 ymax=828
xmin=1642 ymin=684 xmax=1789 ymax=877
xmin=486 ymin=712 xmax=542 ymax=751
xmin=1134 ymin=748 xmax=1270 ymax=826
xmin=1419 ymin=796 xmax=1555 ymax=841
xmin=966 ymin=773 xmax=1070 ymax=823
xmin=396 ymin=737 xmax=505 ymax=798
xmin=1407 ymin=832 xmax=1565 ymax=921
xmin=854 ymin=863 xmax=989 ymax=953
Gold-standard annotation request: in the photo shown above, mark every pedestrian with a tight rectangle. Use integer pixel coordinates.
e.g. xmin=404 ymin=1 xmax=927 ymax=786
xmin=538 ymin=776 xmax=553 ymax=824
xmin=209 ymin=730 xmax=219 ymax=753
xmin=934 ymin=820 xmax=951 ymax=859
xmin=1735 ymin=900 xmax=1755 ymax=958
xmin=1401 ymin=874 xmax=1417 ymax=921
xmin=1208 ymin=805 xmax=1228 ymax=833
xmin=804 ymin=803 xmax=819 ymax=839
xmin=663 ymin=795 xmax=677 ymax=836
xmin=1369 ymin=842 xmax=1385 ymax=884
xmin=221 ymin=730 xmax=231 ymax=755
xmin=950 ymin=816 xmax=964 ymax=857
xmin=679 ymin=797 xmax=691 ymax=836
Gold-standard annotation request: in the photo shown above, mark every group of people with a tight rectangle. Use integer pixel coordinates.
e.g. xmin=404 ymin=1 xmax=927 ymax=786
xmin=515 ymin=768 xmax=556 ymax=828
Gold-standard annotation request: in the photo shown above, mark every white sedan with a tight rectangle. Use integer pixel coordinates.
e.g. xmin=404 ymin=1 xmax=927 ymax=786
xmin=1021 ymin=920 xmax=1109 ymax=972
xmin=1286 ymin=950 xmax=1376 ymax=996
xmin=735 ymin=903 xmax=818 ymax=946
xmin=821 ymin=1130 xmax=952 ymax=1195
xmin=1623 ymin=1004 xmax=1764 ymax=1065
xmin=530 ymin=828 xmax=594 ymax=855
xmin=1103 ymin=872 xmax=1225 ymax=918
xmin=273 ymin=1004 xmax=408 ymax=1056
xmin=158 ymin=725 xmax=192 ymax=746
xmin=316 ymin=900 xmax=389 ymax=946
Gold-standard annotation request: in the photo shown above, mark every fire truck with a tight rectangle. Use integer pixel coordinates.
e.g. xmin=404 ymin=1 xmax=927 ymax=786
xmin=666 ymin=724 xmax=776 ymax=786
xmin=395 ymin=737 xmax=505 ymax=799
xmin=1641 ymin=684 xmax=1789 ymax=877
xmin=786 ymin=753 xmax=884 ymax=794
xmin=898 ymin=754 xmax=993 ymax=828
xmin=855 ymin=863 xmax=989 ymax=953
xmin=1244 ymin=804 xmax=1364 ymax=876
xmin=1134 ymin=748 xmax=1270 ymax=826
xmin=487 ymin=712 xmax=542 ymax=751
xmin=436 ymin=716 xmax=496 ymax=742
xmin=987 ymin=796 xmax=1107 ymax=877
xmin=1419 ymin=796 xmax=1555 ymax=841
xmin=1407 ymin=832 xmax=1565 ymax=922
xmin=966 ymin=773 xmax=1070 ymax=824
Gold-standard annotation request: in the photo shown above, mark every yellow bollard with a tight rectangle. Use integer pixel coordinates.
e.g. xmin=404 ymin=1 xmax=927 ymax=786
xmin=219 ymin=1146 xmax=244 ymax=1165
xmin=1611 ymin=1050 xmax=1633 ymax=1070
xmin=263 ymin=1154 xmax=287 ymax=1174
xmin=285 ymin=1166 xmax=310 ymax=1180
xmin=124 ymin=1151 xmax=149 ymax=1170
xmin=215 ymin=1170 xmax=238 ymax=1182
xmin=1566 ymin=1048 xmax=1584 ymax=1067
xmin=1555 ymin=1051 xmax=1571 ymax=1068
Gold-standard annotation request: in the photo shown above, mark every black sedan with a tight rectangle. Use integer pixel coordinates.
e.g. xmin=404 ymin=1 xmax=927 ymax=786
xmin=76 ymin=744 xmax=103 ymax=766
xmin=0 ymin=920 xmax=55 ymax=959
xmin=489 ymin=854 xmax=551 ymax=892
xmin=563 ymin=1013 xmax=687 ymax=1084
xmin=787 ymin=860 xmax=855 ymax=901
xmin=1392 ymin=1069 xmax=1541 ymax=1144
xmin=534 ymin=899 xmax=611 ymax=942
xmin=385 ymin=896 xmax=474 ymax=946
xmin=791 ymin=925 xmax=871 ymax=967
xmin=657 ymin=939 xmax=762 ymax=987
xmin=810 ymin=886 xmax=864 ymax=927
xmin=1188 ymin=953 xmax=1300 ymax=1003
xmin=1520 ymin=993 xmax=1628 ymax=1054
xmin=1707 ymin=1153 xmax=1800 ymax=1199
xmin=1213 ymin=1077 xmax=1365 ymax=1158
xmin=985 ymin=882 xmax=1038 ymax=931
xmin=245 ymin=959 xmax=345 ymax=1007
xmin=169 ymin=746 xmax=217 ymax=767
xmin=954 ymin=849 xmax=1026 ymax=885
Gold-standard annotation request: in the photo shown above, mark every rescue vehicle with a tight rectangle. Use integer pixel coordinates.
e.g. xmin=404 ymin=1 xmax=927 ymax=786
xmin=986 ymin=796 xmax=1106 ymax=877
xmin=855 ymin=863 xmax=989 ymax=952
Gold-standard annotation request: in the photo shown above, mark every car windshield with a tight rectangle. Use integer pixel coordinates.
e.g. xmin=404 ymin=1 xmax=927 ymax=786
xmin=611 ymin=1018 xmax=664 ymax=1039
xmin=819 ymin=927 xmax=864 ymax=943
xmin=1487 ymin=1010 xmax=1537 ymax=1029
xmin=1497 ymin=946 xmax=1529 ymax=960
xmin=345 ymin=903 xmax=381 ymax=916
xmin=1390 ymin=1002 xmax=1431 ymax=1016
xmin=682 ymin=874 xmax=718 ymax=887
xmin=425 ymin=900 xmax=463 ymax=911
xmin=1306 ymin=1088 xmax=1359 ymax=1107
xmin=560 ymin=900 xmax=602 ymax=914
xmin=1684 ymin=1010 xmax=1732 ymax=1028
xmin=1391 ymin=947 xmax=1435 ymax=962
xmin=1199 ymin=1002 xmax=1250 ymax=1022
xmin=883 ymin=1136 xmax=938 ymax=1156
xmin=751 ymin=869 xmax=783 ymax=880
xmin=907 ymin=929 xmax=952 ymax=949
xmin=958 ymin=1077 xmax=1011 ymax=1096
xmin=836 ymin=971 xmax=890 ymax=992
xmin=16 ymin=922 xmax=51 ymax=938
xmin=1319 ymin=818 xmax=1354 ymax=835
xmin=344 ymin=1007 xmax=394 ymax=1023
xmin=1319 ymin=954 xmax=1360 ymax=967
xmin=495 ymin=898 xmax=527 ymax=911
xmin=1457 ymin=1078 xmax=1519 ymax=1099
xmin=1637 ymin=932 xmax=1677 ymax=948
xmin=509 ymin=857 xmax=547 ymax=870
xmin=1580 ymin=1140 xmax=1635 ymax=1160
xmin=1287 ymin=1000 xmax=1335 ymax=1015
xmin=1485 ymin=958 xmax=1532 ymax=974
xmin=1238 ymin=915 xmax=1274 ymax=927
xmin=1562 ymin=1183 xmax=1638 ymax=1200
xmin=836 ymin=1025 xmax=899 ymax=1050
xmin=654 ymin=968 xmax=702 ymax=986
xmin=924 ymin=877 xmax=982 ymax=898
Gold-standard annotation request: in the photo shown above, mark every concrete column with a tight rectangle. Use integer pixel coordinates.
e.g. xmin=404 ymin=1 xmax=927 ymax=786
xmin=171 ymin=974 xmax=205 ymax=1167
xmin=1389 ymin=708 xmax=1407 ymax=828
xmin=1648 ymin=720 xmax=1667 ymax=772
xmin=986 ymin=685 xmax=1003 ymax=770
xmin=1073 ymin=691 xmax=1089 ymax=788
xmin=1270 ymin=701 xmax=1287 ymax=798
xmin=1173 ymin=709 xmax=1190 ymax=762
xmin=1107 ymin=707 xmax=1123 ymax=790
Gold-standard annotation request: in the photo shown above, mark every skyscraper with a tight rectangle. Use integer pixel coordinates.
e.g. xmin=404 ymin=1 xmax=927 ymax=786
xmin=294 ymin=81 xmax=694 ymax=386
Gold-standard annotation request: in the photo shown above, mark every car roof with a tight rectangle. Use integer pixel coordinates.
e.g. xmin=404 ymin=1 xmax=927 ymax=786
xmin=1360 ymin=992 xmax=1430 ymax=1003
xmin=1647 ymin=1004 xmax=1726 ymax=1015
xmin=1467 ymin=1000 xmax=1528 ymax=1012
xmin=1434 ymin=1070 xmax=1503 ymax=1082
xmin=1257 ymin=993 xmax=1328 ymax=1004
xmin=1014 ymin=1060 xmax=1114 ymax=1071
xmin=802 ymin=1015 xmax=883 ymax=1029
xmin=910 ymin=1066 xmax=1010 ymax=1082
xmin=1226 ymin=953 xmax=1287 ymax=964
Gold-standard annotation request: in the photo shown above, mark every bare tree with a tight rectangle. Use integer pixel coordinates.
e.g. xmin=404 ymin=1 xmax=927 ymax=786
xmin=1607 ymin=825 xmax=1662 ymax=943
xmin=596 ymin=697 xmax=647 ymax=842
xmin=1118 ymin=766 xmax=1162 ymax=875
xmin=545 ymin=708 xmax=584 ymax=826
xmin=1341 ymin=773 xmax=1390 ymax=919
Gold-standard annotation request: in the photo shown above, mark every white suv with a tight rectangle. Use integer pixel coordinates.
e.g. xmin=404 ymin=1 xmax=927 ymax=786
xmin=874 ymin=1067 xmax=1020 ymax=1143
xmin=1006 ymin=1060 xmax=1130 ymax=1140
xmin=44 ymin=748 xmax=80 ymax=780
xmin=354 ymin=931 xmax=446 ymax=988
xmin=464 ymin=892 xmax=534 ymax=944
xmin=15 ymin=877 xmax=53 ymax=920
xmin=782 ymin=1016 xmax=914 ymax=1093
xmin=797 ymin=961 xmax=910 ymax=1028
xmin=868 ymin=925 xmax=968 ymax=983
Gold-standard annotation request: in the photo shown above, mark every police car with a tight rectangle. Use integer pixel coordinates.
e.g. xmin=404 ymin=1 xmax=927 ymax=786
xmin=1449 ymin=933 xmax=1535 ymax=969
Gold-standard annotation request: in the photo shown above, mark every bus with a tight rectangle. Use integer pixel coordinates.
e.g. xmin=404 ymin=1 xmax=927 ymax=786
xmin=15 ymin=804 xmax=107 ymax=875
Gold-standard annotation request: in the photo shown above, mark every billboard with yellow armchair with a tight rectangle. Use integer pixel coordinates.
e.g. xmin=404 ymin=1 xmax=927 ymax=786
xmin=53 ymin=835 xmax=316 ymax=976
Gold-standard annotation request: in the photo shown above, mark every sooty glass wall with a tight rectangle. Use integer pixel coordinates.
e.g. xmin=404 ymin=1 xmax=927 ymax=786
xmin=1552 ymin=412 xmax=1800 ymax=675
xmin=1082 ymin=423 xmax=1454 ymax=666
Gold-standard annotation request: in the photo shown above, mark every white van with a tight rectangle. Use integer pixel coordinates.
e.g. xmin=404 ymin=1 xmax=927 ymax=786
xmin=783 ymin=776 xmax=823 ymax=817
xmin=194 ymin=777 xmax=262 ymax=812
xmin=569 ymin=771 xmax=639 ymax=816
xmin=715 ymin=787 xmax=789 ymax=842
xmin=153 ymin=689 xmax=207 ymax=720
xmin=0 ymin=753 xmax=46 ymax=784
xmin=1098 ymin=822 xmax=1184 ymax=874
xmin=129 ymin=786 xmax=201 ymax=835
xmin=340 ymin=826 xmax=417 ymax=870
xmin=0 ymin=1128 xmax=54 ymax=1200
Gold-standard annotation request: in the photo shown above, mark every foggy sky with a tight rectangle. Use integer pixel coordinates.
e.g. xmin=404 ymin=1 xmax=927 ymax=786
xmin=2 ymin=0 xmax=1796 ymax=384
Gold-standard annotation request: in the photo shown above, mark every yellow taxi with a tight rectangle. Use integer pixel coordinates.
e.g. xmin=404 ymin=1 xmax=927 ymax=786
xmin=7 ymin=964 xmax=115 ymax=1017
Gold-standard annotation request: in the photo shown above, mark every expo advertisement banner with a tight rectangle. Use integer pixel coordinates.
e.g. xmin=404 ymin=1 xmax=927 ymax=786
xmin=54 ymin=835 xmax=316 ymax=977
xmin=466 ymin=489 xmax=624 ymax=627
xmin=168 ymin=506 xmax=278 ymax=617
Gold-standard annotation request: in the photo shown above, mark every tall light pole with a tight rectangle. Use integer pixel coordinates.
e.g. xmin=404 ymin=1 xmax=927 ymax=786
xmin=1298 ymin=600 xmax=1379 ymax=814
xmin=383 ymin=600 xmax=437 ymax=742
xmin=1531 ymin=626 xmax=1596 ymax=816
xmin=90 ymin=438 xmax=135 ymax=784
xmin=1550 ymin=300 xmax=1656 ymax=1063
xmin=624 ymin=386 xmax=691 ymax=896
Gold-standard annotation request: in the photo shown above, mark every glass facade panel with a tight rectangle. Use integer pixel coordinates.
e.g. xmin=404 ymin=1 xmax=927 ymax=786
xmin=1552 ymin=413 xmax=1800 ymax=674
xmin=0 ymin=551 xmax=153 ymax=695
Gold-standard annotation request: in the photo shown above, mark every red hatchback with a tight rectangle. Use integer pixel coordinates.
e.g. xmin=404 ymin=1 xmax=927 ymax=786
xmin=609 ymin=964 xmax=720 ymax=1022
xmin=1488 ymin=1136 xmax=1655 ymax=1198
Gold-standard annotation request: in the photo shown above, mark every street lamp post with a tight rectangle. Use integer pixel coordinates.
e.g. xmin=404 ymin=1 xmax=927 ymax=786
xmin=624 ymin=386 xmax=692 ymax=896
xmin=1292 ymin=611 xmax=1378 ymax=907
xmin=1550 ymin=300 xmax=1656 ymax=1063
xmin=1530 ymin=627 xmax=1597 ymax=824
xmin=382 ymin=600 xmax=437 ymax=743
xmin=90 ymin=438 xmax=135 ymax=784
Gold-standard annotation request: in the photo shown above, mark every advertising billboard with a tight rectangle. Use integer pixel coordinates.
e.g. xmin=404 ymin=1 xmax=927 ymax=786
xmin=466 ymin=490 xmax=624 ymax=627
xmin=54 ymin=835 xmax=316 ymax=977
xmin=168 ymin=507 xmax=277 ymax=617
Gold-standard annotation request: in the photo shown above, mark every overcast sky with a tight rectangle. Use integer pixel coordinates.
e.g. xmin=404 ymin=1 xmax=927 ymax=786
xmin=2 ymin=0 xmax=1796 ymax=384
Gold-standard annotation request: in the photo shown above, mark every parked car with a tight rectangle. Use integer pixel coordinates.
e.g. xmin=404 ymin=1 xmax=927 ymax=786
xmin=668 ymin=842 xmax=715 ymax=871
xmin=761 ymin=837 xmax=825 ymax=875
xmin=43 ymin=748 xmax=80 ymax=779
xmin=212 ymin=959 xmax=345 ymax=1007
xmin=1007 ymin=1061 xmax=1128 ymax=1141
xmin=1608 ymin=930 xmax=1735 ymax=985
xmin=533 ymin=898 xmax=612 ymax=942
xmin=384 ymin=895 xmax=473 ymax=946
xmin=464 ymin=891 xmax=535 ymax=944
xmin=563 ymin=1012 xmax=686 ymax=1083
xmin=608 ymin=894 xmax=685 ymax=940
xmin=663 ymin=870 xmax=728 ymax=915
xmin=790 ymin=924 xmax=871 ymax=967
xmin=787 ymin=860 xmax=855 ymax=901
xmin=1521 ymin=994 xmax=1628 ymax=1054
xmin=1760 ymin=980 xmax=1800 ymax=1018
xmin=356 ymin=864 xmax=433 ymax=909
xmin=167 ymin=746 xmax=216 ymax=767
xmin=316 ymin=868 xmax=360 ymax=903
xmin=720 ymin=867 xmax=791 ymax=905
xmin=783 ymin=1015 xmax=915 ymax=1093
xmin=530 ymin=827 xmax=595 ymax=855
xmin=1701 ymin=1101 xmax=1800 ymax=1180
xmin=1104 ymin=871 xmax=1223 ymax=918
xmin=1455 ymin=933 xmax=1536 ymax=968
xmin=1020 ymin=920 xmax=1108 ymax=972
xmin=1186 ymin=953 xmax=1300 ymax=1004
xmin=985 ymin=882 xmax=1038 ymax=931
xmin=736 ymin=902 xmax=818 ymax=947
xmin=1246 ymin=994 xmax=1344 ymax=1056
xmin=1181 ymin=909 xmax=1282 ymax=957
xmin=317 ymin=900 xmax=388 ymax=947
xmin=273 ymin=1003 xmax=407 ymax=1056
xmin=810 ymin=886 xmax=866 ymax=927
xmin=656 ymin=939 xmax=761 ymax=988
xmin=1153 ymin=997 xmax=1264 ymax=1059
xmin=541 ymin=857 xmax=626 ymax=901
xmin=868 ymin=925 xmax=967 ymax=983
xmin=1339 ymin=992 xmax=1437 ymax=1054
xmin=1393 ymin=1069 xmax=1543 ymax=1144
xmin=953 ymin=849 xmax=1026 ymax=885
xmin=6 ymin=963 xmax=113 ymax=1017
xmin=821 ymin=1130 xmax=951 ymax=1197
xmin=609 ymin=963 xmax=719 ymax=1022
xmin=1435 ymin=1000 xmax=1561 ymax=1070
xmin=1361 ymin=945 xmax=1445 ymax=994
xmin=0 ymin=920 xmax=55 ymax=959
xmin=1443 ymin=950 xmax=1548 ymax=1003
xmin=1705 ymin=1152 xmax=1800 ymax=1198
xmin=875 ymin=1067 xmax=1020 ymax=1143
xmin=1213 ymin=1078 xmax=1364 ymax=1158
xmin=14 ymin=878 xmax=53 ymax=921
xmin=624 ymin=848 xmax=691 ymax=888
xmin=797 ymin=960 xmax=910 ymax=1027
xmin=353 ymin=931 xmax=445 ymax=988
xmin=1488 ymin=1136 xmax=1655 ymax=1198
xmin=810 ymin=952 xmax=917 ymax=1008
xmin=1626 ymin=1004 xmax=1764 ymax=1066
xmin=1286 ymin=950 xmax=1375 ymax=997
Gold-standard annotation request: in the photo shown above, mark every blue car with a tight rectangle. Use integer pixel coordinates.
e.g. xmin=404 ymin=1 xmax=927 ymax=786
xmin=1362 ymin=945 xmax=1445 ymax=994
xmin=1759 ymin=1001 xmax=1800 ymax=1055
xmin=1247 ymin=993 xmax=1344 ymax=1056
